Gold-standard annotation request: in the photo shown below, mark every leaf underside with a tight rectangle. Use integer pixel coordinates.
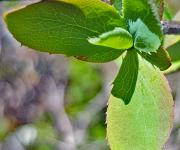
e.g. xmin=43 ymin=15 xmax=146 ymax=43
xmin=4 ymin=0 xmax=126 ymax=63
xmin=129 ymin=18 xmax=161 ymax=53
xmin=88 ymin=27 xmax=133 ymax=50
xmin=111 ymin=49 xmax=138 ymax=104
xmin=107 ymin=56 xmax=174 ymax=150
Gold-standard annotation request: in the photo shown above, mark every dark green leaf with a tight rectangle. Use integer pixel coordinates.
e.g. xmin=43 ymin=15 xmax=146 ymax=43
xmin=4 ymin=0 xmax=126 ymax=63
xmin=139 ymin=47 xmax=171 ymax=71
xmin=111 ymin=49 xmax=139 ymax=104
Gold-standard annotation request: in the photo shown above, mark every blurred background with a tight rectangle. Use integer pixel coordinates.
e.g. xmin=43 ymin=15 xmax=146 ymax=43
xmin=0 ymin=0 xmax=179 ymax=150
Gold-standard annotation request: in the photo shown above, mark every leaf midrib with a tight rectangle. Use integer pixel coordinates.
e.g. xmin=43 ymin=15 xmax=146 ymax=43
xmin=22 ymin=17 xmax=101 ymax=35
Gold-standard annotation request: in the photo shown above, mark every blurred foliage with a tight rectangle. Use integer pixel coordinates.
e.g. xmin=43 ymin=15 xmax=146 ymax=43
xmin=66 ymin=60 xmax=102 ymax=116
xmin=27 ymin=114 xmax=58 ymax=150
xmin=88 ymin=109 xmax=106 ymax=140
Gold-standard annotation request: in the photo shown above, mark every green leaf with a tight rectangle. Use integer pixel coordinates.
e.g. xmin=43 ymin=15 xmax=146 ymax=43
xmin=107 ymin=56 xmax=174 ymax=150
xmin=88 ymin=27 xmax=133 ymax=50
xmin=123 ymin=0 xmax=163 ymax=39
xmin=111 ymin=49 xmax=138 ymax=105
xmin=111 ymin=0 xmax=122 ymax=13
xmin=4 ymin=0 xmax=126 ymax=63
xmin=129 ymin=19 xmax=161 ymax=53
xmin=139 ymin=47 xmax=171 ymax=71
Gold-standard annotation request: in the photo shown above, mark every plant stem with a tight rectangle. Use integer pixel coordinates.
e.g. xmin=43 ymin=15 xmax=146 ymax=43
xmin=161 ymin=21 xmax=180 ymax=35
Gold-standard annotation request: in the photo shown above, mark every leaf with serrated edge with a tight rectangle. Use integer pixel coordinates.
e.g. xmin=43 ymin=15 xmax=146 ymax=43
xmin=4 ymin=0 xmax=126 ymax=63
xmin=111 ymin=49 xmax=138 ymax=104
xmin=123 ymin=0 xmax=163 ymax=40
xmin=88 ymin=27 xmax=133 ymax=50
xmin=129 ymin=19 xmax=161 ymax=53
xmin=107 ymin=56 xmax=174 ymax=150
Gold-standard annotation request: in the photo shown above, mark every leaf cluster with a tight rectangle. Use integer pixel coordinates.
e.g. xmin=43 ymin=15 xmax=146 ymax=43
xmin=3 ymin=0 xmax=171 ymax=104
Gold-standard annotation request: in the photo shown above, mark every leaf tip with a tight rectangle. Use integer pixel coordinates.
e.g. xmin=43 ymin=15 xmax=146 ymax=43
xmin=111 ymin=92 xmax=131 ymax=105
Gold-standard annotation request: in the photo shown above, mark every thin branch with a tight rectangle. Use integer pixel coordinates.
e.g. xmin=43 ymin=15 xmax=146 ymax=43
xmin=101 ymin=0 xmax=112 ymax=4
xmin=161 ymin=21 xmax=180 ymax=35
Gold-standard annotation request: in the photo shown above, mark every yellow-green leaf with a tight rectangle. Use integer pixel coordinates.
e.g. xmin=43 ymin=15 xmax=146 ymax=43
xmin=88 ymin=27 xmax=133 ymax=50
xmin=107 ymin=56 xmax=174 ymax=150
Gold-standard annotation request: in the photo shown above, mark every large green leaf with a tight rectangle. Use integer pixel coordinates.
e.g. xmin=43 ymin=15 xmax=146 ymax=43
xmin=111 ymin=49 xmax=138 ymax=104
xmin=107 ymin=56 xmax=174 ymax=150
xmin=123 ymin=0 xmax=163 ymax=40
xmin=139 ymin=47 xmax=171 ymax=71
xmin=4 ymin=0 xmax=126 ymax=63
xmin=88 ymin=27 xmax=133 ymax=50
